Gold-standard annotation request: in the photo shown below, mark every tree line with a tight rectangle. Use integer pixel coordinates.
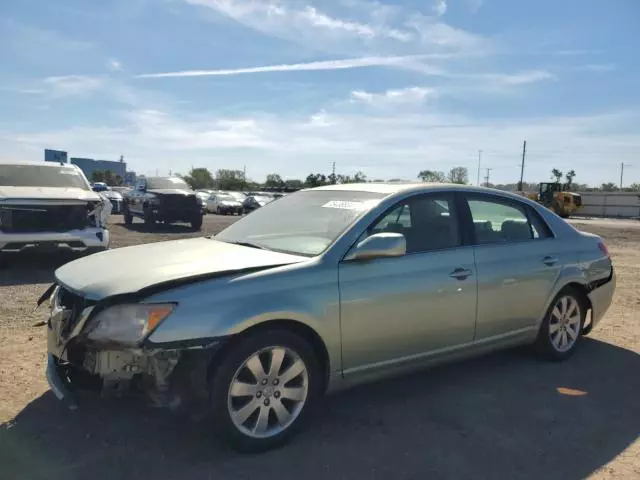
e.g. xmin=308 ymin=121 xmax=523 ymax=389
xmin=92 ymin=166 xmax=640 ymax=193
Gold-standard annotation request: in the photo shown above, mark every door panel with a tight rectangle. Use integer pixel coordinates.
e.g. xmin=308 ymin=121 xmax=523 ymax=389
xmin=465 ymin=195 xmax=563 ymax=339
xmin=473 ymin=241 xmax=563 ymax=338
xmin=339 ymin=249 xmax=477 ymax=372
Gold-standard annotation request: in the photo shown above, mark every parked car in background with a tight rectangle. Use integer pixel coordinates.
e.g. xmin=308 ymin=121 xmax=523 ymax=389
xmin=91 ymin=182 xmax=124 ymax=214
xmin=111 ymin=186 xmax=132 ymax=194
xmin=0 ymin=161 xmax=110 ymax=254
xmin=44 ymin=183 xmax=614 ymax=452
xmin=122 ymin=177 xmax=203 ymax=230
xmin=196 ymin=189 xmax=214 ymax=203
xmin=207 ymin=192 xmax=243 ymax=215
xmin=242 ymin=194 xmax=273 ymax=214
xmin=223 ymin=191 xmax=247 ymax=203
xmin=195 ymin=190 xmax=214 ymax=214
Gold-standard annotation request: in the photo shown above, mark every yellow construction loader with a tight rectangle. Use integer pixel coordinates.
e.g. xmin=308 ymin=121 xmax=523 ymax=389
xmin=526 ymin=182 xmax=582 ymax=218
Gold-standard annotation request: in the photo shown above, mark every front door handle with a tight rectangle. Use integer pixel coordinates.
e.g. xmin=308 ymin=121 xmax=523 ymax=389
xmin=542 ymin=256 xmax=559 ymax=266
xmin=450 ymin=268 xmax=472 ymax=280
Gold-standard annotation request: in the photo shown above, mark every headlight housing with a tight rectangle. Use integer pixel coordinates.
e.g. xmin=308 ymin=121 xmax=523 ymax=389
xmin=85 ymin=303 xmax=175 ymax=346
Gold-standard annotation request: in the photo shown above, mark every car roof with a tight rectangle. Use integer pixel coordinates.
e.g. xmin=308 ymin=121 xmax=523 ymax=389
xmin=0 ymin=160 xmax=80 ymax=169
xmin=310 ymin=182 xmax=517 ymax=196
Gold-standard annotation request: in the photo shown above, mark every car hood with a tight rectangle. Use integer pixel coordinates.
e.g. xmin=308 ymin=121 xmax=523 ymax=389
xmin=55 ymin=238 xmax=306 ymax=300
xmin=220 ymin=201 xmax=242 ymax=207
xmin=0 ymin=186 xmax=100 ymax=202
xmin=148 ymin=189 xmax=195 ymax=196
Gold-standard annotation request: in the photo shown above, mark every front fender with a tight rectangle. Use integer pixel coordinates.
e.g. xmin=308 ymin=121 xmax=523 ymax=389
xmin=145 ymin=264 xmax=341 ymax=371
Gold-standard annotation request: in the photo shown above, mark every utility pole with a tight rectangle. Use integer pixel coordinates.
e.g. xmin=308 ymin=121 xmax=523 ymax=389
xmin=331 ymin=161 xmax=336 ymax=184
xmin=620 ymin=162 xmax=631 ymax=189
xmin=243 ymin=165 xmax=247 ymax=190
xmin=518 ymin=140 xmax=526 ymax=191
xmin=477 ymin=150 xmax=482 ymax=186
xmin=484 ymin=168 xmax=493 ymax=187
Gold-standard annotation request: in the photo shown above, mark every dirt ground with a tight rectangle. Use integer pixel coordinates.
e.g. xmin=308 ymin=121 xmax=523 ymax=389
xmin=0 ymin=215 xmax=638 ymax=480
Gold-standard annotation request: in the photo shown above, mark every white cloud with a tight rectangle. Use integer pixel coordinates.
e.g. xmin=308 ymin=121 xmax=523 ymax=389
xmin=475 ymin=70 xmax=556 ymax=86
xmin=186 ymin=0 xmax=415 ymax=44
xmin=433 ymin=0 xmax=447 ymax=17
xmin=4 ymin=104 xmax=637 ymax=185
xmin=137 ymin=55 xmax=436 ymax=78
xmin=184 ymin=0 xmax=488 ymax=55
xmin=350 ymin=86 xmax=434 ymax=105
xmin=108 ymin=59 xmax=123 ymax=71
xmin=43 ymin=75 xmax=104 ymax=97
xmin=572 ymin=63 xmax=616 ymax=72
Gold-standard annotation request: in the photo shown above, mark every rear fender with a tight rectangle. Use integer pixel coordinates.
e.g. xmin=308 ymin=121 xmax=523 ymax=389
xmin=535 ymin=265 xmax=589 ymax=329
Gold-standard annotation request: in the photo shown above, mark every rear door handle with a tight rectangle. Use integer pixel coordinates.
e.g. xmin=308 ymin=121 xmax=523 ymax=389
xmin=542 ymin=256 xmax=559 ymax=266
xmin=450 ymin=268 xmax=473 ymax=280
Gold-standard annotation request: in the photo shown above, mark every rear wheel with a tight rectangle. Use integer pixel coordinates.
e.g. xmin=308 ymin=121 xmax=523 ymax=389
xmin=123 ymin=208 xmax=133 ymax=225
xmin=209 ymin=330 xmax=321 ymax=452
xmin=535 ymin=288 xmax=585 ymax=361
xmin=190 ymin=215 xmax=203 ymax=230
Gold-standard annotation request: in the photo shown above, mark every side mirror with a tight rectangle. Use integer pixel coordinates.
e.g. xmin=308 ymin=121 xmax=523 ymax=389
xmin=344 ymin=233 xmax=406 ymax=261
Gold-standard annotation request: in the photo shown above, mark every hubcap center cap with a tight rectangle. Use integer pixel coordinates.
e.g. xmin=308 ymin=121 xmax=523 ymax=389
xmin=262 ymin=386 xmax=274 ymax=398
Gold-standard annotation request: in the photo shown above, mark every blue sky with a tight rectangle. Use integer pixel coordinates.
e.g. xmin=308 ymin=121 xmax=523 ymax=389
xmin=1 ymin=0 xmax=638 ymax=185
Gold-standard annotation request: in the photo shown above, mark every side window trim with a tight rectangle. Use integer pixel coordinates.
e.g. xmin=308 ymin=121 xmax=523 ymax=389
xmin=463 ymin=193 xmax=547 ymax=246
xmin=524 ymin=205 xmax=555 ymax=239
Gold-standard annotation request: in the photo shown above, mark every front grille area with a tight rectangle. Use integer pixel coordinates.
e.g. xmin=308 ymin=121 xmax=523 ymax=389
xmin=0 ymin=204 xmax=90 ymax=233
xmin=158 ymin=194 xmax=199 ymax=214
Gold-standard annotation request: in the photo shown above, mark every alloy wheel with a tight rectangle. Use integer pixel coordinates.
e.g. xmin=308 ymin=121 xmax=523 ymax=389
xmin=227 ymin=346 xmax=309 ymax=439
xmin=549 ymin=296 xmax=581 ymax=352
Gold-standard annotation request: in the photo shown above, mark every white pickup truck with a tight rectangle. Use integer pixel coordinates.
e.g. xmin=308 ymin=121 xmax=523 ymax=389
xmin=0 ymin=161 xmax=111 ymax=254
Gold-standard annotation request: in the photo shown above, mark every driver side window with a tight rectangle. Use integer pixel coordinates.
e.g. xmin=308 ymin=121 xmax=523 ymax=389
xmin=365 ymin=195 xmax=460 ymax=254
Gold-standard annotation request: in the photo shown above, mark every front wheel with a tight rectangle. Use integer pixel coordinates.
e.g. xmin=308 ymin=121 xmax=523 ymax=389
xmin=535 ymin=288 xmax=586 ymax=361
xmin=209 ymin=330 xmax=322 ymax=452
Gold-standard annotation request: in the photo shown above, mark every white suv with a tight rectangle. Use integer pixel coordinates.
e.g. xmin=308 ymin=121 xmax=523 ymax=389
xmin=0 ymin=161 xmax=111 ymax=254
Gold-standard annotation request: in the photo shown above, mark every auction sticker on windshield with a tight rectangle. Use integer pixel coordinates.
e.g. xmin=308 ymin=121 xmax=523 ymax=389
xmin=322 ymin=200 xmax=378 ymax=210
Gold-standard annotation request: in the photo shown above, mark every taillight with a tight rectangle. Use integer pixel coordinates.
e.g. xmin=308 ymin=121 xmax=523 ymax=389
xmin=598 ymin=242 xmax=610 ymax=257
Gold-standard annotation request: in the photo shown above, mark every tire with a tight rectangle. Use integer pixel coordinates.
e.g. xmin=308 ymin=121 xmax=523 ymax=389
xmin=143 ymin=208 xmax=155 ymax=226
xmin=216 ymin=207 xmax=221 ymax=215
xmin=123 ymin=209 xmax=133 ymax=225
xmin=190 ymin=215 xmax=203 ymax=230
xmin=535 ymin=287 xmax=586 ymax=361
xmin=209 ymin=329 xmax=322 ymax=452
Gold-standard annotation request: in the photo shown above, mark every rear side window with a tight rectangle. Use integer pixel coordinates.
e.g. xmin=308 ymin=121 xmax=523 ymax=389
xmin=467 ymin=197 xmax=548 ymax=244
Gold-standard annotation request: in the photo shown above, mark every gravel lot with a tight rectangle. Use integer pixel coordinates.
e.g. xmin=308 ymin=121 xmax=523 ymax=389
xmin=1 ymin=215 xmax=638 ymax=479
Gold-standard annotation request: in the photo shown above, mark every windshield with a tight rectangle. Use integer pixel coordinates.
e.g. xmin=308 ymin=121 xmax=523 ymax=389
xmin=0 ymin=164 xmax=90 ymax=189
xmin=217 ymin=194 xmax=236 ymax=202
xmin=252 ymin=196 xmax=271 ymax=203
xmin=146 ymin=177 xmax=191 ymax=190
xmin=216 ymin=190 xmax=385 ymax=256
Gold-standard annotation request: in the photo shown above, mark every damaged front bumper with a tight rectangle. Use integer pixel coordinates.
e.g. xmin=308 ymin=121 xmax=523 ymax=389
xmin=46 ymin=299 xmax=224 ymax=410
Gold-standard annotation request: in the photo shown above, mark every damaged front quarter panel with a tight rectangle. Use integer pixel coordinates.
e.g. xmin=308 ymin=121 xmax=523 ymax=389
xmin=88 ymin=194 xmax=112 ymax=228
